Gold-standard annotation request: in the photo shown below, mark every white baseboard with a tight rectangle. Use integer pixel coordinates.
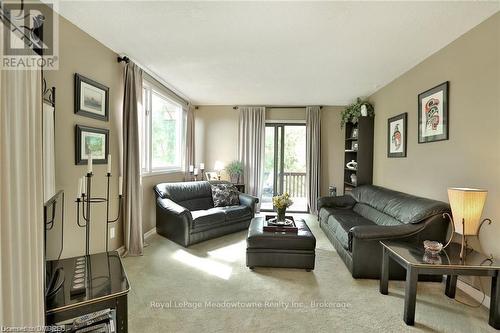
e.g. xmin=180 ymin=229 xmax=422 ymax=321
xmin=116 ymin=228 xmax=156 ymax=257
xmin=457 ymin=280 xmax=490 ymax=308
xmin=144 ymin=227 xmax=157 ymax=241
xmin=116 ymin=245 xmax=125 ymax=256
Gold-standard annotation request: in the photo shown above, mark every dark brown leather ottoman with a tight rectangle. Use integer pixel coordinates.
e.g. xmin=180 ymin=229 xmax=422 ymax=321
xmin=246 ymin=216 xmax=316 ymax=271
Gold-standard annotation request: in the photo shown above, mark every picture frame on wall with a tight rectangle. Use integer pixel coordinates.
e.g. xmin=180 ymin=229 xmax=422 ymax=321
xmin=387 ymin=113 xmax=407 ymax=158
xmin=75 ymin=73 xmax=109 ymax=121
xmin=75 ymin=125 xmax=109 ymax=165
xmin=418 ymin=81 xmax=449 ymax=143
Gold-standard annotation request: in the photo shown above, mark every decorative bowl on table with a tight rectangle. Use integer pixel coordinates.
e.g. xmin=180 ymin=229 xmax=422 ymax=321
xmin=423 ymin=251 xmax=443 ymax=265
xmin=423 ymin=240 xmax=443 ymax=256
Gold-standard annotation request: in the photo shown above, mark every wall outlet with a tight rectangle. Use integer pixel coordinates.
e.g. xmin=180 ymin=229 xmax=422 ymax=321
xmin=110 ymin=227 xmax=115 ymax=239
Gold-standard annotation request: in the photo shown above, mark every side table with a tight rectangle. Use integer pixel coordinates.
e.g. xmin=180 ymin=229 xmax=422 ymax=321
xmin=379 ymin=241 xmax=499 ymax=329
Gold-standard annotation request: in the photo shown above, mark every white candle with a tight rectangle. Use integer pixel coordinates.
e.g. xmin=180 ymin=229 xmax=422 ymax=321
xmin=199 ymin=163 xmax=205 ymax=170
xmin=119 ymin=176 xmax=123 ymax=196
xmin=189 ymin=165 xmax=194 ymax=173
xmin=78 ymin=178 xmax=82 ymax=198
xmin=107 ymin=154 xmax=111 ymax=174
xmin=81 ymin=177 xmax=86 ymax=195
xmin=194 ymin=168 xmax=199 ymax=176
xmin=87 ymin=155 xmax=93 ymax=174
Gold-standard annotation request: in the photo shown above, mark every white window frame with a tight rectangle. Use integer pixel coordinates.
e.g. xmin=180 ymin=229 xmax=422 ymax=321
xmin=141 ymin=80 xmax=185 ymax=176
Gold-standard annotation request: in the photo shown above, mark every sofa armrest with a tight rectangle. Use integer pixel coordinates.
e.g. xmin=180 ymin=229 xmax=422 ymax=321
xmin=156 ymin=197 xmax=192 ymax=247
xmin=157 ymin=197 xmax=191 ymax=217
xmin=317 ymin=195 xmax=356 ymax=211
xmin=239 ymin=193 xmax=259 ymax=215
xmin=349 ymin=223 xmax=424 ymax=242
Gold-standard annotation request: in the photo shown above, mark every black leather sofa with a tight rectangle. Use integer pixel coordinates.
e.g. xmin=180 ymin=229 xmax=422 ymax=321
xmin=154 ymin=181 xmax=259 ymax=247
xmin=318 ymin=185 xmax=450 ymax=279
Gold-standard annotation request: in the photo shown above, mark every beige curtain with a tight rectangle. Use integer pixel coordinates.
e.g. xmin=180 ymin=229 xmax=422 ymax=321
xmin=0 ymin=68 xmax=44 ymax=325
xmin=42 ymin=102 xmax=56 ymax=202
xmin=238 ymin=106 xmax=265 ymax=200
xmin=184 ymin=103 xmax=195 ymax=173
xmin=306 ymin=106 xmax=321 ymax=215
xmin=122 ymin=62 xmax=144 ymax=256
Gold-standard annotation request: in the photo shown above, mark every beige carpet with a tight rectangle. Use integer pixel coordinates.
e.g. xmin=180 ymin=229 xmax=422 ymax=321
xmin=122 ymin=214 xmax=494 ymax=333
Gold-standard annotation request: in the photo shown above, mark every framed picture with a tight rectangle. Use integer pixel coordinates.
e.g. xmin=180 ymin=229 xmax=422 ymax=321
xmin=387 ymin=113 xmax=407 ymax=158
xmin=418 ymin=81 xmax=449 ymax=143
xmin=75 ymin=125 xmax=109 ymax=165
xmin=205 ymin=172 xmax=218 ymax=181
xmin=351 ymin=141 xmax=358 ymax=151
xmin=75 ymin=73 xmax=109 ymax=121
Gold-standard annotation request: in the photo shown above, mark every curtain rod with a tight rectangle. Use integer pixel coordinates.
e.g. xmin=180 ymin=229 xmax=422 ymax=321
xmin=117 ymin=55 xmax=190 ymax=105
xmin=232 ymin=106 xmax=323 ymax=110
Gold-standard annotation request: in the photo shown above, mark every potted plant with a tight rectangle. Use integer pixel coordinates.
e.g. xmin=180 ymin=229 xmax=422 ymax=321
xmin=272 ymin=192 xmax=294 ymax=222
xmin=340 ymin=98 xmax=375 ymax=128
xmin=226 ymin=160 xmax=243 ymax=184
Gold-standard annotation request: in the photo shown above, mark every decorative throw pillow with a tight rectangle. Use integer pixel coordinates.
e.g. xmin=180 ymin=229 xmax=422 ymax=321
xmin=211 ymin=184 xmax=240 ymax=207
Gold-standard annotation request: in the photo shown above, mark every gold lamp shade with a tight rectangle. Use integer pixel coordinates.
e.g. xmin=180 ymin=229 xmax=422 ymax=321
xmin=447 ymin=188 xmax=487 ymax=236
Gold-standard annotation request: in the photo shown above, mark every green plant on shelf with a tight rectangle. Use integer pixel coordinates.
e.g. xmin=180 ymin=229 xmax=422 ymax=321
xmin=340 ymin=98 xmax=375 ymax=129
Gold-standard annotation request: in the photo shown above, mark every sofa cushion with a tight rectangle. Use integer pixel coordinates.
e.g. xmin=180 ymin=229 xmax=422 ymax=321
xmin=326 ymin=211 xmax=376 ymax=250
xmin=211 ymin=183 xmax=240 ymax=207
xmin=212 ymin=205 xmax=252 ymax=221
xmin=353 ymin=203 xmax=401 ymax=226
xmin=350 ymin=185 xmax=450 ymax=224
xmin=155 ymin=181 xmax=214 ymax=211
xmin=191 ymin=209 xmax=226 ymax=228
xmin=319 ymin=207 xmax=335 ymax=223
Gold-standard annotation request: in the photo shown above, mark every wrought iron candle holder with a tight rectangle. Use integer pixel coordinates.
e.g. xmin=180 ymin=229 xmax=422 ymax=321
xmin=76 ymin=172 xmax=122 ymax=255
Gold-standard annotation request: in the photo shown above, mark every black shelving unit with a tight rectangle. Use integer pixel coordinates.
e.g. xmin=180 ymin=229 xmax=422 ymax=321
xmin=343 ymin=117 xmax=374 ymax=194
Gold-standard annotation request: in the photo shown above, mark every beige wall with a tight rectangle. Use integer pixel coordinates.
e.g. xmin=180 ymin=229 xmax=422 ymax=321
xmin=194 ymin=106 xmax=239 ymax=180
xmin=266 ymin=107 xmax=306 ymax=121
xmin=194 ymin=105 xmax=345 ymax=198
xmin=369 ymin=13 xmax=500 ymax=259
xmin=44 ymin=16 xmax=124 ymax=258
xmin=320 ymin=107 xmax=345 ymax=196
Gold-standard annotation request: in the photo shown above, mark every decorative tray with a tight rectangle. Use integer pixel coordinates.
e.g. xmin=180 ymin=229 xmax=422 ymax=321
xmin=263 ymin=215 xmax=298 ymax=233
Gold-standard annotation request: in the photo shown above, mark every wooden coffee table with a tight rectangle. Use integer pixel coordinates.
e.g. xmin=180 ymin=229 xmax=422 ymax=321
xmin=379 ymin=241 xmax=500 ymax=329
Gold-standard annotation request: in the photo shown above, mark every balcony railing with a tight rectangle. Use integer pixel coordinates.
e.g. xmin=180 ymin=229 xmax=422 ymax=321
xmin=283 ymin=172 xmax=306 ymax=198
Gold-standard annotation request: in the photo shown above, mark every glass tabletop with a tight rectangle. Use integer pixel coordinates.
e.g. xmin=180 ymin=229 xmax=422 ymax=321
xmin=46 ymin=251 xmax=130 ymax=314
xmin=381 ymin=241 xmax=498 ymax=270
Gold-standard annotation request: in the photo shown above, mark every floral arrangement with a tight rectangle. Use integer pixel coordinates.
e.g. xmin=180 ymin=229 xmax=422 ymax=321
xmin=272 ymin=192 xmax=294 ymax=209
xmin=272 ymin=193 xmax=294 ymax=221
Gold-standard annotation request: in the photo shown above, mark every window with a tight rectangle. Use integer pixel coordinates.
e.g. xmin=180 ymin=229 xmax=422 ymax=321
xmin=141 ymin=81 xmax=185 ymax=174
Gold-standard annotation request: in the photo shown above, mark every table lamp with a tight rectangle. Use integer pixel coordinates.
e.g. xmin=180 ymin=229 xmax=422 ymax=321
xmin=214 ymin=161 xmax=224 ymax=180
xmin=447 ymin=187 xmax=490 ymax=260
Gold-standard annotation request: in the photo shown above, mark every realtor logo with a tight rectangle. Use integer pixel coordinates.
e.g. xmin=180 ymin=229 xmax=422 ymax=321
xmin=0 ymin=0 xmax=59 ymax=69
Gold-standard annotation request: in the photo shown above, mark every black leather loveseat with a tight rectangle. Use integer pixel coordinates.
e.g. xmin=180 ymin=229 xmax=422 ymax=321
xmin=318 ymin=185 xmax=450 ymax=279
xmin=154 ymin=181 xmax=258 ymax=247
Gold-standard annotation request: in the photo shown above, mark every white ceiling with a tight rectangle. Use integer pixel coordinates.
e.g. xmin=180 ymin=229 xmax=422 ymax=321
xmin=55 ymin=1 xmax=499 ymax=105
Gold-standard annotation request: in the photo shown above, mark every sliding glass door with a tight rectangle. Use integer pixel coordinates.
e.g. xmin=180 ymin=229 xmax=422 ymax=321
xmin=262 ymin=124 xmax=307 ymax=212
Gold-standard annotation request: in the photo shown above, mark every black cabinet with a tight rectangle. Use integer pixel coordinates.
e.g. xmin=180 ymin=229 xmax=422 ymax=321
xmin=46 ymin=251 xmax=129 ymax=332
xmin=343 ymin=117 xmax=374 ymax=194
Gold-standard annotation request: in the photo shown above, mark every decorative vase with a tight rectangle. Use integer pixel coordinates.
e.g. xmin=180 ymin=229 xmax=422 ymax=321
xmin=360 ymin=104 xmax=368 ymax=117
xmin=276 ymin=207 xmax=287 ymax=222
xmin=350 ymin=174 xmax=357 ymax=185
xmin=230 ymin=174 xmax=239 ymax=184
